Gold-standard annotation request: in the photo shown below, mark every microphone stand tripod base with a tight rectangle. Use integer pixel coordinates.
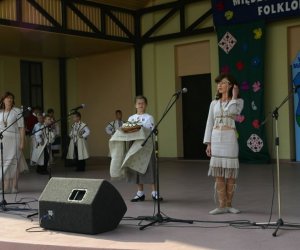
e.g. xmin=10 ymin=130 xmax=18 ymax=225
xmin=273 ymin=218 xmax=284 ymax=237
xmin=0 ymin=199 xmax=27 ymax=211
xmin=252 ymin=218 xmax=286 ymax=236
xmin=138 ymin=213 xmax=194 ymax=230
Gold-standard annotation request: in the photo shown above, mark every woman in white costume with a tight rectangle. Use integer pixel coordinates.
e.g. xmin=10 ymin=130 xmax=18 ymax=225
xmin=0 ymin=92 xmax=28 ymax=193
xmin=203 ymin=73 xmax=244 ymax=215
xmin=67 ymin=111 xmax=90 ymax=171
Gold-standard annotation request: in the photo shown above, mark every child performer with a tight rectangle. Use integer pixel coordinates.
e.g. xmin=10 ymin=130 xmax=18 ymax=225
xmin=67 ymin=111 xmax=90 ymax=171
xmin=30 ymin=113 xmax=44 ymax=166
xmin=31 ymin=115 xmax=56 ymax=175
xmin=127 ymin=95 xmax=162 ymax=202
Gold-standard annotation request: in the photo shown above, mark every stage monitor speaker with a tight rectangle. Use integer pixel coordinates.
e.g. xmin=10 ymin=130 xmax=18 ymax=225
xmin=39 ymin=177 xmax=127 ymax=234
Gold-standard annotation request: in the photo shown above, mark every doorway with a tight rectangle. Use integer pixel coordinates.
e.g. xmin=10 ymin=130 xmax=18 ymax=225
xmin=181 ymin=74 xmax=212 ymax=159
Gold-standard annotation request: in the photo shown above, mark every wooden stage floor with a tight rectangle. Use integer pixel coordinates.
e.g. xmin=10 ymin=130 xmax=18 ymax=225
xmin=1 ymin=158 xmax=300 ymax=250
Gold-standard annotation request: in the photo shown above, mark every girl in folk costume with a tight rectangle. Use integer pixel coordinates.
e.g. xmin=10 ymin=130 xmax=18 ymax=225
xmin=31 ymin=115 xmax=56 ymax=175
xmin=127 ymin=95 xmax=162 ymax=202
xmin=67 ymin=111 xmax=90 ymax=171
xmin=203 ymin=73 xmax=244 ymax=215
xmin=0 ymin=92 xmax=28 ymax=193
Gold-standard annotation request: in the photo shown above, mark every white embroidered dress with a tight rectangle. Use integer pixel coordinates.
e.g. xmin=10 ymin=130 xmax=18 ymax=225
xmin=203 ymin=99 xmax=244 ymax=178
xmin=0 ymin=107 xmax=28 ymax=180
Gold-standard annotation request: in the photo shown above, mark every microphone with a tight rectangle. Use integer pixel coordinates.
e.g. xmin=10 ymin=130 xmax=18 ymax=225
xmin=21 ymin=106 xmax=32 ymax=112
xmin=19 ymin=106 xmax=31 ymax=115
xmin=174 ymin=88 xmax=188 ymax=96
xmin=70 ymin=104 xmax=85 ymax=111
xmin=293 ymin=85 xmax=300 ymax=92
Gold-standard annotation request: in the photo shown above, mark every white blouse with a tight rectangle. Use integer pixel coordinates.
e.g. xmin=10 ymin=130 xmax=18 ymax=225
xmin=0 ymin=107 xmax=24 ymax=133
xmin=203 ymin=99 xmax=244 ymax=144
xmin=128 ymin=113 xmax=155 ymax=130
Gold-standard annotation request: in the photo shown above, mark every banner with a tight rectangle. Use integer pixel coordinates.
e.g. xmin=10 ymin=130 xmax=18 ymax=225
xmin=291 ymin=52 xmax=300 ymax=161
xmin=212 ymin=0 xmax=300 ymax=26
xmin=217 ymin=21 xmax=270 ymax=163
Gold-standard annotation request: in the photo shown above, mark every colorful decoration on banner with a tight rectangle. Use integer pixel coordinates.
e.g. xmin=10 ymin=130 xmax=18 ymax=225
xmin=251 ymin=101 xmax=258 ymax=110
xmin=247 ymin=134 xmax=264 ymax=153
xmin=217 ymin=21 xmax=270 ymax=162
xmin=253 ymin=28 xmax=263 ymax=40
xmin=291 ymin=52 xmax=300 ymax=161
xmin=252 ymin=81 xmax=261 ymax=92
xmin=218 ymin=32 xmax=237 ymax=54
xmin=211 ymin=0 xmax=300 ymax=26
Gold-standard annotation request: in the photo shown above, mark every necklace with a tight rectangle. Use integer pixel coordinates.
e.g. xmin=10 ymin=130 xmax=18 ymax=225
xmin=3 ymin=109 xmax=11 ymax=127
xmin=219 ymin=100 xmax=229 ymax=124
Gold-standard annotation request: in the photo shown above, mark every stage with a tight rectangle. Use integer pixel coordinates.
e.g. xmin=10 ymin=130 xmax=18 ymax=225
xmin=0 ymin=158 xmax=300 ymax=250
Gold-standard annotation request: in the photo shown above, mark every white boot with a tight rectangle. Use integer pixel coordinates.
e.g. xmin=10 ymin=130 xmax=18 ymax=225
xmin=226 ymin=182 xmax=240 ymax=214
xmin=209 ymin=180 xmax=228 ymax=215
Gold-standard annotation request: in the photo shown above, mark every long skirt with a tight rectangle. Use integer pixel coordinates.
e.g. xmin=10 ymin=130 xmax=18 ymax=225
xmin=126 ymin=150 xmax=156 ymax=184
xmin=0 ymin=131 xmax=28 ymax=180
xmin=208 ymin=129 xmax=239 ymax=179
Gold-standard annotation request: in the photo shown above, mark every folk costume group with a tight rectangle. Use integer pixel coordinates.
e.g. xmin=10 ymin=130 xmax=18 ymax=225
xmin=0 ymin=91 xmax=90 ymax=194
xmin=1 ymin=72 xmax=243 ymax=215
xmin=30 ymin=111 xmax=90 ymax=174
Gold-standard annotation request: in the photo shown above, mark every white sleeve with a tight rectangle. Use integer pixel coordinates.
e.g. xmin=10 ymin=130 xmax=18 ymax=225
xmin=14 ymin=108 xmax=24 ymax=128
xmin=203 ymin=101 xmax=216 ymax=144
xmin=35 ymin=129 xmax=43 ymax=144
xmin=49 ymin=130 xmax=56 ymax=144
xmin=225 ymin=98 xmax=244 ymax=115
xmin=82 ymin=126 xmax=90 ymax=138
xmin=69 ymin=126 xmax=73 ymax=137
xmin=144 ymin=115 xmax=155 ymax=130
xmin=105 ymin=122 xmax=114 ymax=135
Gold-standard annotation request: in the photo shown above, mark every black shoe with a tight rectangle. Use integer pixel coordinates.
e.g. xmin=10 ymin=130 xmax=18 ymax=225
xmin=152 ymin=194 xmax=163 ymax=201
xmin=41 ymin=169 xmax=49 ymax=175
xmin=131 ymin=194 xmax=145 ymax=202
xmin=36 ymin=166 xmax=43 ymax=174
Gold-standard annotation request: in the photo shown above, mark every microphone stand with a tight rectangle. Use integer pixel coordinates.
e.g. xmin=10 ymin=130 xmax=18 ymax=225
xmin=253 ymin=87 xmax=296 ymax=236
xmin=138 ymin=91 xmax=193 ymax=230
xmin=0 ymin=108 xmax=29 ymax=211
xmin=30 ymin=108 xmax=81 ymax=178
xmin=27 ymin=108 xmax=80 ymax=218
xmin=30 ymin=119 xmax=61 ymax=179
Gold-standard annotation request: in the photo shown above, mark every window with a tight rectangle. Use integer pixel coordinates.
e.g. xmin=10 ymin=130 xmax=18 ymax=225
xmin=20 ymin=61 xmax=43 ymax=110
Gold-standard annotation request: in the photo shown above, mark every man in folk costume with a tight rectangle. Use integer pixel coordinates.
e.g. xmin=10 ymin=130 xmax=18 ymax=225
xmin=67 ymin=111 xmax=90 ymax=171
xmin=31 ymin=115 xmax=56 ymax=175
